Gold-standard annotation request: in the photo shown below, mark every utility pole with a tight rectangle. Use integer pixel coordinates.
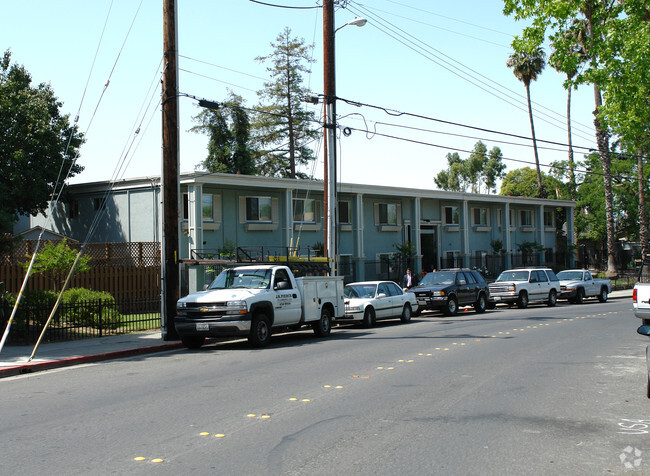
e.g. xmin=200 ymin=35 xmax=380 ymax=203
xmin=161 ymin=0 xmax=180 ymax=340
xmin=323 ymin=0 xmax=337 ymax=277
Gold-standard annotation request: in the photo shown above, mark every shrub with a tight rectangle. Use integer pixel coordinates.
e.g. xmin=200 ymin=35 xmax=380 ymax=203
xmin=61 ymin=288 xmax=121 ymax=330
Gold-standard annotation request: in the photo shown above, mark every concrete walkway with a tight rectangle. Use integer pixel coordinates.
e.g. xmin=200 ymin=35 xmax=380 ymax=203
xmin=0 ymin=289 xmax=635 ymax=379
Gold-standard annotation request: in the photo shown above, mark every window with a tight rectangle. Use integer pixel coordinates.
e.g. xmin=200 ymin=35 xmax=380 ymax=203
xmin=544 ymin=210 xmax=554 ymax=227
xmin=386 ymin=282 xmax=403 ymax=296
xmin=378 ymin=283 xmax=391 ymax=297
xmin=246 ymin=197 xmax=272 ymax=222
xmin=535 ymin=270 xmax=548 ymax=282
xmin=463 ymin=271 xmax=477 ymax=284
xmin=273 ymin=268 xmax=293 ymax=289
xmin=338 ymin=200 xmax=351 ymax=224
xmin=378 ymin=203 xmax=398 ymax=225
xmin=68 ymin=200 xmax=79 ymax=219
xmin=520 ymin=210 xmax=532 ymax=227
xmin=509 ymin=209 xmax=516 ymax=227
xmin=293 ymin=198 xmax=319 ymax=223
xmin=202 ymin=194 xmax=214 ymax=221
xmin=182 ymin=193 xmax=189 ymax=220
xmin=445 ymin=206 xmax=460 ymax=225
xmin=472 ymin=207 xmax=488 ymax=226
xmin=93 ymin=197 xmax=106 ymax=211
xmin=496 ymin=210 xmax=503 ymax=227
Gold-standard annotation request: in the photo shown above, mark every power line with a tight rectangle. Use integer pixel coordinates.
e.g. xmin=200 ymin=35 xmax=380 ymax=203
xmin=345 ymin=1 xmax=596 ymax=141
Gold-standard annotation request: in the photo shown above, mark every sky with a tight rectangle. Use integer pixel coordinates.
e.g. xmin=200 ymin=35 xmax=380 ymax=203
xmin=1 ymin=0 xmax=600 ymax=191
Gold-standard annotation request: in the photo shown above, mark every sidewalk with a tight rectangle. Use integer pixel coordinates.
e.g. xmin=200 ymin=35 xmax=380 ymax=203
xmin=0 ymin=330 xmax=184 ymax=379
xmin=0 ymin=289 xmax=635 ymax=379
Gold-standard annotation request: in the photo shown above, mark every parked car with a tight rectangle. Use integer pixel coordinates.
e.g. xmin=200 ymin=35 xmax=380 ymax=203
xmin=489 ymin=268 xmax=560 ymax=308
xmin=633 ymin=254 xmax=650 ymax=398
xmin=410 ymin=269 xmax=490 ymax=316
xmin=340 ymin=281 xmax=418 ymax=327
xmin=557 ymin=269 xmax=611 ymax=303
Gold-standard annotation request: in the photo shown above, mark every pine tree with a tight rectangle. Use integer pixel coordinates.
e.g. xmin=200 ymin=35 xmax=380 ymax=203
xmin=254 ymin=27 xmax=319 ymax=178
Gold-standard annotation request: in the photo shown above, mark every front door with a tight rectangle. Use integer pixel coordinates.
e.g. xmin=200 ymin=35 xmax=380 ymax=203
xmin=272 ymin=269 xmax=301 ymax=325
xmin=420 ymin=226 xmax=437 ymax=273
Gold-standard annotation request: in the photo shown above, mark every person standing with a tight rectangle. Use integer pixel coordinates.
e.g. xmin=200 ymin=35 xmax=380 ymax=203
xmin=403 ymin=268 xmax=418 ymax=289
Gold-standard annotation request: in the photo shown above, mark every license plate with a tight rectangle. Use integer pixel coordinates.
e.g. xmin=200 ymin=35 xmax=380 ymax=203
xmin=196 ymin=323 xmax=209 ymax=331
xmin=418 ymin=300 xmax=427 ymax=305
xmin=493 ymin=296 xmax=501 ymax=301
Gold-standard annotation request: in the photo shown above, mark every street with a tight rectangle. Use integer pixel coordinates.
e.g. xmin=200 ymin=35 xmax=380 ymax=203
xmin=1 ymin=300 xmax=648 ymax=475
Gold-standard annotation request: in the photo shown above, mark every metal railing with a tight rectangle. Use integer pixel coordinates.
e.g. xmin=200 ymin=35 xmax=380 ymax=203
xmin=0 ymin=297 xmax=161 ymax=345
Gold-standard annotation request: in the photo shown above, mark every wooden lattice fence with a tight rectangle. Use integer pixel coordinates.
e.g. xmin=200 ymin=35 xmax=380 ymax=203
xmin=0 ymin=241 xmax=161 ymax=300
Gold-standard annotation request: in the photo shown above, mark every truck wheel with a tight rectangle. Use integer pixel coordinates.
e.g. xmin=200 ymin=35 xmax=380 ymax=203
xmin=443 ymin=296 xmax=458 ymax=316
xmin=517 ymin=291 xmax=528 ymax=309
xmin=474 ymin=293 xmax=487 ymax=314
xmin=575 ymin=288 xmax=584 ymax=304
xmin=181 ymin=336 xmax=205 ymax=350
xmin=547 ymin=289 xmax=557 ymax=307
xmin=400 ymin=303 xmax=412 ymax=323
xmin=313 ymin=308 xmax=332 ymax=337
xmin=249 ymin=314 xmax=271 ymax=347
xmin=598 ymin=287 xmax=608 ymax=303
xmin=362 ymin=307 xmax=376 ymax=328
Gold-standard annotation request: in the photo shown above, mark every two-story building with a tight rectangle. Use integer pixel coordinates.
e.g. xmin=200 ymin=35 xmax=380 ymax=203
xmin=15 ymin=171 xmax=576 ymax=284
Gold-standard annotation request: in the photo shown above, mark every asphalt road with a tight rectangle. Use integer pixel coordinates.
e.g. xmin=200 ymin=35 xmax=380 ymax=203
xmin=1 ymin=299 xmax=648 ymax=476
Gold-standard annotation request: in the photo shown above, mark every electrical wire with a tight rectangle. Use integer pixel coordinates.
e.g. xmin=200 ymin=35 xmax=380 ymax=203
xmin=345 ymin=1 xmax=596 ymax=141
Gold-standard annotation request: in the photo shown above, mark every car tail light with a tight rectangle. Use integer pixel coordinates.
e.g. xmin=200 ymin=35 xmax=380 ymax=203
xmin=633 ymin=288 xmax=637 ymax=303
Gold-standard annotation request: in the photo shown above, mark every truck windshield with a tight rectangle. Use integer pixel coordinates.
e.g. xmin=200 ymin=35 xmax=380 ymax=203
xmin=557 ymin=271 xmax=583 ymax=280
xmin=496 ymin=271 xmax=530 ymax=282
xmin=208 ymin=268 xmax=272 ymax=290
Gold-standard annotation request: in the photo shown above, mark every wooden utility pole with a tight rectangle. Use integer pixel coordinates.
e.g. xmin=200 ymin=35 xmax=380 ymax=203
xmin=161 ymin=0 xmax=180 ymax=340
xmin=323 ymin=0 xmax=337 ymax=276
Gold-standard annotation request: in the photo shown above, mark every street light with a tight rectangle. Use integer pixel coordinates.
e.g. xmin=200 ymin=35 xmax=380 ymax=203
xmin=323 ymin=3 xmax=367 ymax=276
xmin=335 ymin=17 xmax=367 ymax=33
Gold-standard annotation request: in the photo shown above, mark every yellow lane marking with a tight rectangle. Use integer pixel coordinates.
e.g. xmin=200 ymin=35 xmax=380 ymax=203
xmin=134 ymin=457 xmax=146 ymax=461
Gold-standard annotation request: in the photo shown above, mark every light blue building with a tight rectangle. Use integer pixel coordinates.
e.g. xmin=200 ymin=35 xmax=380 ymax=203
xmin=17 ymin=172 xmax=576 ymax=281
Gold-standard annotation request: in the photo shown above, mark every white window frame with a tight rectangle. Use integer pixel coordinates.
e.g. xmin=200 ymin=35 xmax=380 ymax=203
xmin=472 ymin=207 xmax=489 ymax=226
xmin=543 ymin=210 xmax=554 ymax=228
xmin=520 ymin=209 xmax=533 ymax=227
xmin=444 ymin=206 xmax=460 ymax=225
xmin=293 ymin=198 xmax=320 ymax=223
xmin=377 ymin=203 xmax=398 ymax=225
xmin=338 ymin=200 xmax=352 ymax=224
xmin=202 ymin=194 xmax=214 ymax=222
xmin=246 ymin=196 xmax=273 ymax=222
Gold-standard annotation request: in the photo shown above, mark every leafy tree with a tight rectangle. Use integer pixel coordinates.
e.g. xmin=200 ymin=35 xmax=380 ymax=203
xmin=254 ymin=27 xmax=319 ymax=178
xmin=23 ymin=239 xmax=91 ymax=291
xmin=502 ymin=0 xmax=638 ymax=276
xmin=191 ymin=92 xmax=257 ymax=175
xmin=0 ymin=50 xmax=84 ymax=247
xmin=434 ymin=152 xmax=466 ymax=192
xmin=506 ymin=42 xmax=546 ymax=197
xmin=499 ymin=167 xmax=565 ymax=199
xmin=434 ymin=142 xmax=505 ymax=193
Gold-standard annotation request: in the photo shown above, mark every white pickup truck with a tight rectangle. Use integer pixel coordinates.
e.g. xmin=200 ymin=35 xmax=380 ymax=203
xmin=556 ymin=269 xmax=611 ymax=303
xmin=488 ymin=267 xmax=561 ymax=308
xmin=633 ymin=256 xmax=650 ymax=398
xmin=175 ymin=265 xmax=344 ymax=348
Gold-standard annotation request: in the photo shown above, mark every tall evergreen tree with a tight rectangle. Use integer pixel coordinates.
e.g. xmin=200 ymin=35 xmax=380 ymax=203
xmin=254 ymin=27 xmax=319 ymax=178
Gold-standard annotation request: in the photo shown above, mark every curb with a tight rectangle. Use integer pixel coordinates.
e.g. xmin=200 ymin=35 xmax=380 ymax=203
xmin=0 ymin=341 xmax=184 ymax=379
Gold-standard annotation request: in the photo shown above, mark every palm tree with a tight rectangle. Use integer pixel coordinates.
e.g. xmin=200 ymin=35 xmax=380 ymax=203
xmin=507 ymin=46 xmax=547 ymax=198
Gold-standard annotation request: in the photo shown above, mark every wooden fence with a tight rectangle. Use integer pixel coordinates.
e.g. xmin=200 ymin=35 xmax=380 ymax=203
xmin=0 ymin=265 xmax=161 ymax=300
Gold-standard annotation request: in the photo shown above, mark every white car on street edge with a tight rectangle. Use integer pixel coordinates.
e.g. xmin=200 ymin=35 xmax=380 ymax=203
xmin=339 ymin=281 xmax=418 ymax=327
